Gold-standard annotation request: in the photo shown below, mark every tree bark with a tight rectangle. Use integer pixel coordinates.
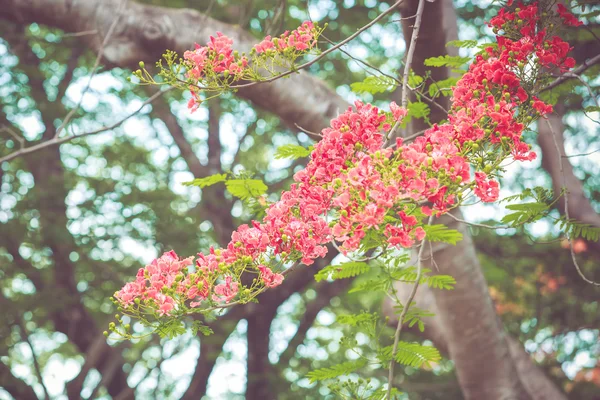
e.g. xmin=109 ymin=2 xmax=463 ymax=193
xmin=0 ymin=0 xmax=347 ymax=134
xmin=538 ymin=111 xmax=600 ymax=253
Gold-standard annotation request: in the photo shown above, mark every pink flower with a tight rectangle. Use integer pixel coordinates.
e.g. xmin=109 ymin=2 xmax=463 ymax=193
xmin=212 ymin=276 xmax=239 ymax=303
xmin=474 ymin=172 xmax=500 ymax=202
xmin=258 ymin=265 xmax=284 ymax=288
xmin=389 ymin=102 xmax=408 ymax=123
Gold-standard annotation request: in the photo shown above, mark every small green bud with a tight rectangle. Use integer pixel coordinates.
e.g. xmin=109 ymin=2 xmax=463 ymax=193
xmin=124 ymin=324 xmax=131 ymax=331
xmin=103 ymin=331 xmax=109 ymax=337
xmin=134 ymin=298 xmax=141 ymax=305
xmin=139 ymin=61 xmax=145 ymax=68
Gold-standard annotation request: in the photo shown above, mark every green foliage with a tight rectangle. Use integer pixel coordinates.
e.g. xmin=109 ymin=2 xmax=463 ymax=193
xmin=406 ymin=101 xmax=430 ymax=123
xmin=422 ymin=224 xmax=463 ymax=245
xmin=337 ymin=312 xmax=379 ymax=328
xmin=446 ymin=39 xmax=479 ymax=48
xmin=183 ymin=173 xmax=268 ymax=201
xmin=225 ymin=179 xmax=268 ymax=201
xmin=156 ymin=319 xmax=186 ymax=339
xmin=423 ymin=274 xmax=457 ymax=290
xmin=351 ymin=75 xmax=398 ymax=94
xmin=429 ymin=77 xmax=460 ymax=97
xmin=424 ymin=55 xmax=471 ymax=68
xmin=315 ymin=261 xmax=371 ymax=282
xmin=306 ymin=359 xmax=368 ymax=383
xmin=501 ymin=202 xmax=549 ymax=225
xmin=408 ymin=72 xmax=424 ymax=88
xmin=557 ymin=218 xmax=600 ymax=242
xmin=584 ymin=106 xmax=600 ymax=113
xmin=380 ymin=342 xmax=441 ymax=368
xmin=395 ymin=303 xmax=435 ymax=332
xmin=182 ymin=173 xmax=228 ymax=188
xmin=274 ymin=144 xmax=313 ymax=160
xmin=191 ymin=320 xmax=214 ymax=336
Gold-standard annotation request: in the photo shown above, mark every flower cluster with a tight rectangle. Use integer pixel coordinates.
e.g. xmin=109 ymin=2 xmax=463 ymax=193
xmin=178 ymin=21 xmax=322 ymax=112
xmin=253 ymin=21 xmax=319 ymax=54
xmin=114 ymin=2 xmax=580 ymax=325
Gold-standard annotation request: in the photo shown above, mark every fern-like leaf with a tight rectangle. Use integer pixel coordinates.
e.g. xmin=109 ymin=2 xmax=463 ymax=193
xmin=274 ymin=144 xmax=312 ymax=160
xmin=225 ymin=179 xmax=268 ymax=201
xmin=379 ymin=342 xmax=441 ymax=368
xmin=422 ymin=224 xmax=463 ymax=244
xmin=351 ymin=75 xmax=397 ymax=94
xmin=182 ymin=173 xmax=228 ymax=188
xmin=424 ymin=55 xmax=470 ymax=68
xmin=306 ymin=359 xmax=368 ymax=383
xmin=558 ymin=218 xmax=600 ymax=242
xmin=446 ymin=39 xmax=478 ymax=48
xmin=314 ymin=261 xmax=371 ymax=282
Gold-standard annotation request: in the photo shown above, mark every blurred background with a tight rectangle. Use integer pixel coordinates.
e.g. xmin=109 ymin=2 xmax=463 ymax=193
xmin=0 ymin=0 xmax=599 ymax=399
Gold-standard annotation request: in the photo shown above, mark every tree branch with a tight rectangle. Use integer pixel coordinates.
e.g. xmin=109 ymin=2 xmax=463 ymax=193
xmin=540 ymin=53 xmax=600 ymax=93
xmin=0 ymin=87 xmax=172 ymax=163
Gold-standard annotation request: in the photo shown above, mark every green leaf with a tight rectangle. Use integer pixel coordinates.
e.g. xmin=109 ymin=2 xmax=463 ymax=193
xmin=182 ymin=173 xmax=228 ymax=188
xmin=408 ymin=72 xmax=423 ymax=88
xmin=446 ymin=39 xmax=478 ymax=48
xmin=422 ymin=224 xmax=463 ymax=245
xmin=156 ymin=319 xmax=186 ymax=339
xmin=501 ymin=202 xmax=548 ymax=226
xmin=337 ymin=312 xmax=378 ymax=327
xmin=428 ymin=77 xmax=459 ymax=97
xmin=379 ymin=342 xmax=441 ymax=368
xmin=394 ymin=342 xmax=441 ymax=367
xmin=225 ymin=179 xmax=268 ymax=201
xmin=584 ymin=106 xmax=600 ymax=113
xmin=191 ymin=320 xmax=214 ymax=336
xmin=314 ymin=261 xmax=371 ymax=282
xmin=558 ymin=218 xmax=600 ymax=242
xmin=274 ymin=144 xmax=313 ymax=160
xmin=306 ymin=359 xmax=368 ymax=383
xmin=349 ymin=277 xmax=391 ymax=293
xmin=424 ymin=55 xmax=470 ymax=68
xmin=351 ymin=75 xmax=397 ymax=94
xmin=423 ymin=274 xmax=456 ymax=290
xmin=407 ymin=101 xmax=430 ymax=120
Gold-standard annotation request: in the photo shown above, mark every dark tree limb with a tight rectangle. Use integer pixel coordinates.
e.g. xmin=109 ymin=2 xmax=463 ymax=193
xmin=538 ymin=111 xmax=600 ymax=254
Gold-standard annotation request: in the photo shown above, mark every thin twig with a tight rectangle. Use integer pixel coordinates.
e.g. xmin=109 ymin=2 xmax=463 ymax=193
xmin=546 ymin=118 xmax=600 ymax=286
xmin=388 ymin=0 xmax=426 ymax=141
xmin=294 ymin=123 xmax=322 ymax=138
xmin=0 ymin=88 xmax=172 ymax=163
xmin=540 ymin=53 xmax=600 ymax=93
xmin=445 ymin=212 xmax=511 ymax=230
xmin=387 ymin=214 xmax=433 ymax=399
xmin=562 ymin=148 xmax=600 ymax=158
xmin=17 ymin=319 xmax=50 ymax=400
xmin=54 ymin=0 xmax=127 ymax=139
xmin=226 ymin=0 xmax=405 ymax=90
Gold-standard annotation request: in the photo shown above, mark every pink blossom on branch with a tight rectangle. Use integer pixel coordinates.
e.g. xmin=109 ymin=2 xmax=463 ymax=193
xmin=113 ymin=2 xmax=581 ymax=324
